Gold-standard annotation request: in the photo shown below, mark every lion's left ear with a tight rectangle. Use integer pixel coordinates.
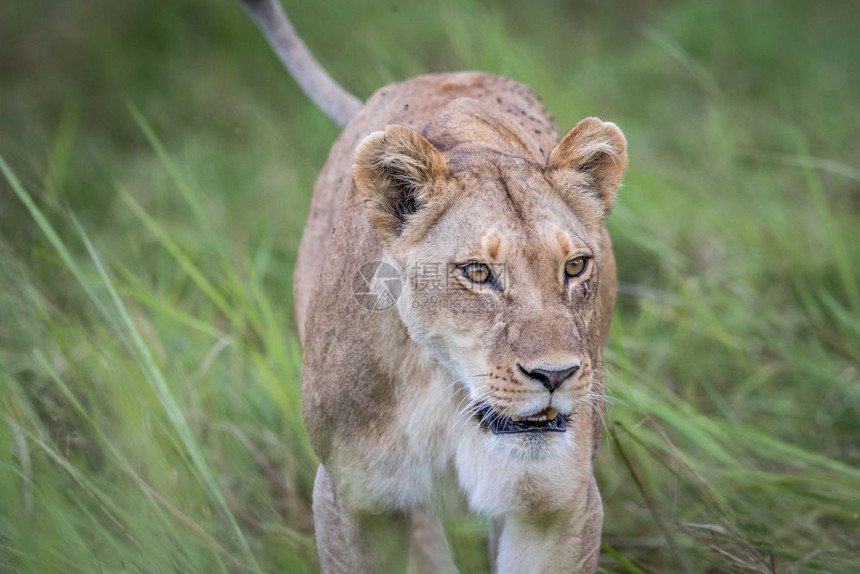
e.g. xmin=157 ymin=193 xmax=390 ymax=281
xmin=548 ymin=117 xmax=628 ymax=214
xmin=353 ymin=125 xmax=448 ymax=246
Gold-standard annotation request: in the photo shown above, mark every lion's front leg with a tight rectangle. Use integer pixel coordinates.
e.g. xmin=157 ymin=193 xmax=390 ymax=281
xmin=407 ymin=510 xmax=458 ymax=574
xmin=492 ymin=476 xmax=603 ymax=574
xmin=312 ymin=465 xmax=412 ymax=574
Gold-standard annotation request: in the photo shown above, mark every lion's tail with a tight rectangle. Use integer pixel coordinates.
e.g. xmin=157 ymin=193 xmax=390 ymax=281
xmin=238 ymin=0 xmax=362 ymax=126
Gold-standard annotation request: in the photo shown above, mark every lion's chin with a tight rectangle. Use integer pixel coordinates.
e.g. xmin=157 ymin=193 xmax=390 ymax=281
xmin=474 ymin=403 xmax=568 ymax=435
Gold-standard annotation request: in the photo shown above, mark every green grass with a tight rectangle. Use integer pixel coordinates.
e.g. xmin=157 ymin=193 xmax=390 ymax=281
xmin=1 ymin=0 xmax=859 ymax=572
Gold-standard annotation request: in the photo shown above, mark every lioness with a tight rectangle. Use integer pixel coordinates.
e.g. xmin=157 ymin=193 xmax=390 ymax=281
xmin=240 ymin=1 xmax=627 ymax=572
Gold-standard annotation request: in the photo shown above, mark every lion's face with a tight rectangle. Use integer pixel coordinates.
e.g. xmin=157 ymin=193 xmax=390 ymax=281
xmin=354 ymin=109 xmax=626 ymax=450
xmin=400 ymin=164 xmax=602 ymax=434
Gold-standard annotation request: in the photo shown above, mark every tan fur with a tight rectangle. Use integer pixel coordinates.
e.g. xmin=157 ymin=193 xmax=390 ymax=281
xmin=295 ymin=72 xmax=627 ymax=573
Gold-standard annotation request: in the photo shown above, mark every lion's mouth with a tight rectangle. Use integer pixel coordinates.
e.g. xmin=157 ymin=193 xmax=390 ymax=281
xmin=474 ymin=403 xmax=567 ymax=434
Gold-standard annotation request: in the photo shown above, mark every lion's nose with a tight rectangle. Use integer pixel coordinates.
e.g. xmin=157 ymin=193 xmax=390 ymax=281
xmin=517 ymin=362 xmax=580 ymax=392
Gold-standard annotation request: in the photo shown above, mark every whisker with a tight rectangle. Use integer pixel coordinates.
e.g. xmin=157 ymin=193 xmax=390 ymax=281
xmin=455 ymin=387 xmax=498 ymax=427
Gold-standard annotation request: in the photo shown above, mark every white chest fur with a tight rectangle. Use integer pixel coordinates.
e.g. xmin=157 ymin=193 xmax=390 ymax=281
xmin=332 ymin=365 xmax=592 ymax=518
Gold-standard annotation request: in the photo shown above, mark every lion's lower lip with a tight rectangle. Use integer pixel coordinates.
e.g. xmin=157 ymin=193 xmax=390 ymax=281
xmin=475 ymin=403 xmax=567 ymax=435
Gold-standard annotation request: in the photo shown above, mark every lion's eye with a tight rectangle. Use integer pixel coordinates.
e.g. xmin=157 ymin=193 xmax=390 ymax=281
xmin=565 ymin=257 xmax=589 ymax=279
xmin=463 ymin=263 xmax=492 ymax=284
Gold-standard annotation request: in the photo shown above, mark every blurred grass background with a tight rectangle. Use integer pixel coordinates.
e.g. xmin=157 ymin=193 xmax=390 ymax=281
xmin=1 ymin=0 xmax=859 ymax=572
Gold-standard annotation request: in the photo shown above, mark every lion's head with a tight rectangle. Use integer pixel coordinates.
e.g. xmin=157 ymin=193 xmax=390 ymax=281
xmin=353 ymin=98 xmax=627 ymax=455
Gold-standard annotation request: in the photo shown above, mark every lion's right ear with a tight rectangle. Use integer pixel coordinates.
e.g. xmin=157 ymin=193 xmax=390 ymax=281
xmin=548 ymin=117 xmax=628 ymax=215
xmin=353 ymin=125 xmax=447 ymax=245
